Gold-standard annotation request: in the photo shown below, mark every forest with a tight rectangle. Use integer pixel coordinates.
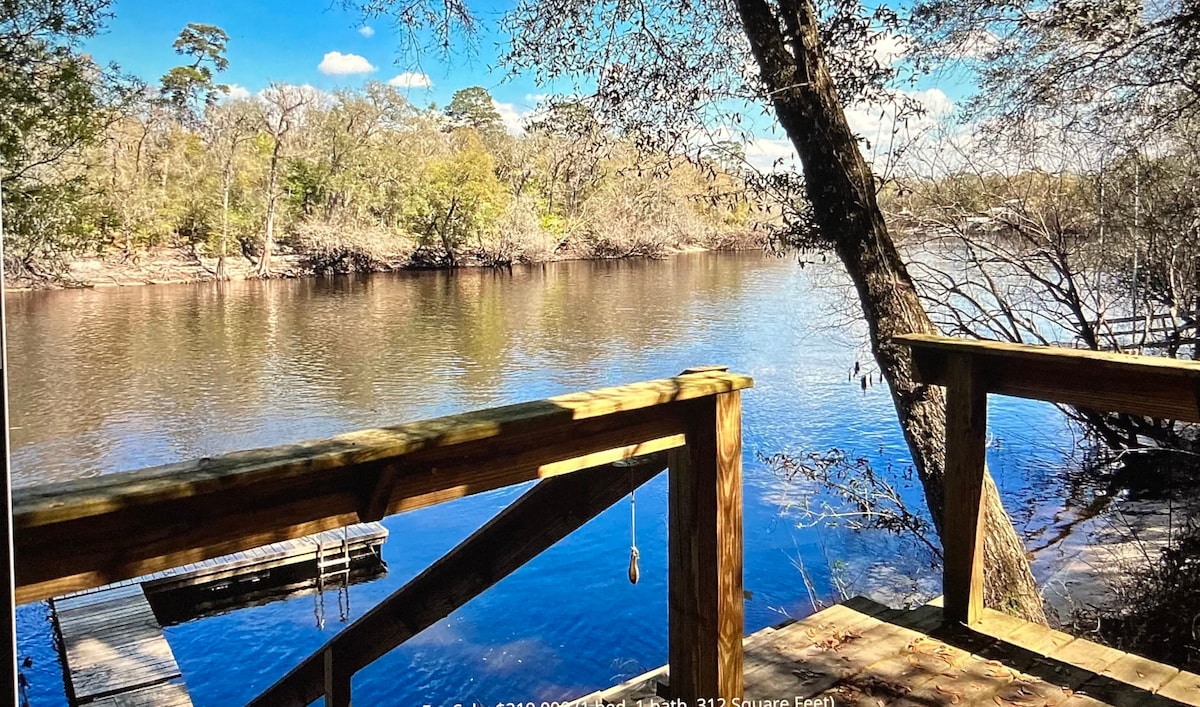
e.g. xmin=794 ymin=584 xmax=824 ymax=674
xmin=0 ymin=16 xmax=758 ymax=287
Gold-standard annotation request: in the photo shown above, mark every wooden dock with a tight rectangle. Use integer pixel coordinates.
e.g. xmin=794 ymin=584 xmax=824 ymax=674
xmin=57 ymin=521 xmax=388 ymax=600
xmin=52 ymin=584 xmax=191 ymax=706
xmin=582 ymin=596 xmax=1200 ymax=707
xmin=50 ymin=522 xmax=387 ymax=706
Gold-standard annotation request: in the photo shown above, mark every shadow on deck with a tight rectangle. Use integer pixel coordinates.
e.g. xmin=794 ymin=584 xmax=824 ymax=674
xmin=585 ymin=596 xmax=1200 ymax=707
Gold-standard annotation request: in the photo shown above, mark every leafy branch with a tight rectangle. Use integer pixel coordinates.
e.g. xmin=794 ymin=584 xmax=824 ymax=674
xmin=760 ymin=448 xmax=944 ymax=564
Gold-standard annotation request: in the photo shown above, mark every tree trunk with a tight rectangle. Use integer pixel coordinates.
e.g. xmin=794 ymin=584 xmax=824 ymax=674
xmin=259 ymin=141 xmax=282 ymax=277
xmin=735 ymin=0 xmax=1045 ymax=623
xmin=218 ymin=160 xmax=232 ymax=281
xmin=439 ymin=196 xmax=460 ymax=267
xmin=1194 ymin=290 xmax=1199 ymax=361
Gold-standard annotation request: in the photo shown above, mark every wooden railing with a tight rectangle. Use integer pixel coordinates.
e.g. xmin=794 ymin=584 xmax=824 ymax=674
xmin=10 ymin=367 xmax=752 ymax=705
xmin=1102 ymin=310 xmax=1200 ymax=350
xmin=897 ymin=334 xmax=1200 ymax=625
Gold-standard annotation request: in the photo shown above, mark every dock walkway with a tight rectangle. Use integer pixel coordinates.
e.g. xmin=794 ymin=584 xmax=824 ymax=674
xmin=52 ymin=584 xmax=191 ymax=706
xmin=584 ymin=596 xmax=1200 ymax=707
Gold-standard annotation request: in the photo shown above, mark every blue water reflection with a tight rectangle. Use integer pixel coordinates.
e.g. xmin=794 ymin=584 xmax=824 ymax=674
xmin=8 ymin=252 xmax=1073 ymax=706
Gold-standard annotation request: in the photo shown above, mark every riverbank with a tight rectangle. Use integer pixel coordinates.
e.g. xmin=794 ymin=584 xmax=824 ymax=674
xmin=6 ymin=230 xmax=765 ymax=290
xmin=1034 ymin=475 xmax=1200 ymax=666
xmin=1035 ymin=497 xmax=1180 ymax=619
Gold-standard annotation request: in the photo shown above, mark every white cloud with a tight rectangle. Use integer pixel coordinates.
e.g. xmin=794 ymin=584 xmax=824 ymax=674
xmin=904 ymin=116 xmax=1118 ymax=177
xmin=494 ymin=100 xmax=530 ymax=136
xmin=912 ymin=88 xmax=954 ymax=118
xmin=680 ymin=124 xmax=796 ymax=173
xmin=828 ymin=33 xmax=909 ymax=81
xmin=842 ymin=87 xmax=956 ymax=167
xmin=318 ymin=51 xmax=375 ymax=76
xmin=731 ymin=87 xmax=956 ymax=174
xmin=358 ymin=25 xmax=375 ymax=38
xmin=387 ymin=72 xmax=432 ymax=88
xmin=224 ymin=84 xmax=251 ymax=101
xmin=870 ymin=33 xmax=911 ymax=67
xmin=744 ymin=137 xmax=800 ymax=172
xmin=947 ymin=30 xmax=1000 ymax=60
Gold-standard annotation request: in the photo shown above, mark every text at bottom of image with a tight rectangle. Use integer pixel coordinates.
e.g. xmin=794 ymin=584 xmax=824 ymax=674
xmin=429 ymin=698 xmax=838 ymax=707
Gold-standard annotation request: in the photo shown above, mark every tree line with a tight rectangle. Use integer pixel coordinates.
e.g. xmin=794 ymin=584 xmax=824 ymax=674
xmin=0 ymin=15 xmax=758 ymax=285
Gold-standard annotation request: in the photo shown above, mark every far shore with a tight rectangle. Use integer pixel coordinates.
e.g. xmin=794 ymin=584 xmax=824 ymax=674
xmin=6 ymin=237 xmax=764 ymax=293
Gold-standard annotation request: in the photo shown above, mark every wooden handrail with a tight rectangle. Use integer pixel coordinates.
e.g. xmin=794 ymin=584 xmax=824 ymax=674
xmin=13 ymin=369 xmax=750 ymax=603
xmin=897 ymin=334 xmax=1200 ymax=625
xmin=11 ymin=369 xmax=751 ymax=704
xmin=899 ymin=333 xmax=1200 ymax=423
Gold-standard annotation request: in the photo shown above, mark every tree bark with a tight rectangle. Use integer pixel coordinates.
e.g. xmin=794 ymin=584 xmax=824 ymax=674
xmin=735 ymin=0 xmax=1045 ymax=623
xmin=259 ymin=138 xmax=282 ymax=277
xmin=218 ymin=159 xmax=232 ymax=281
xmin=439 ymin=196 xmax=460 ymax=267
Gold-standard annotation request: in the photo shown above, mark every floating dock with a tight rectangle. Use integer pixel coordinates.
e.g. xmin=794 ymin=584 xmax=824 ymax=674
xmin=51 ymin=522 xmax=388 ymax=706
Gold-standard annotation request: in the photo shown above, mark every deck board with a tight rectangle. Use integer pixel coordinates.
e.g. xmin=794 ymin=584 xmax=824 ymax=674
xmin=586 ymin=597 xmax=1200 ymax=707
xmin=51 ymin=584 xmax=191 ymax=706
xmin=1161 ymin=672 xmax=1200 ymax=705
xmin=87 ymin=681 xmax=192 ymax=707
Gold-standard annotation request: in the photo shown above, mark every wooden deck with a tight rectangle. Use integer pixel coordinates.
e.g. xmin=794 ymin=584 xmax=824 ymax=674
xmin=51 ymin=584 xmax=191 ymax=706
xmin=582 ymin=596 xmax=1200 ymax=707
xmin=19 ymin=353 xmax=1200 ymax=706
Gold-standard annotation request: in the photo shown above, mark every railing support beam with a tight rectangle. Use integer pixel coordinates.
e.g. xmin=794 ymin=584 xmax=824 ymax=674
xmin=942 ymin=353 xmax=988 ymax=625
xmin=668 ymin=389 xmax=744 ymax=700
xmin=249 ymin=458 xmax=669 ymax=707
xmin=323 ymin=648 xmax=350 ymax=707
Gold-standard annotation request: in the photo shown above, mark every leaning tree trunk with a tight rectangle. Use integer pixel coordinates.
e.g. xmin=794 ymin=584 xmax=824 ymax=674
xmin=735 ymin=0 xmax=1046 ymax=623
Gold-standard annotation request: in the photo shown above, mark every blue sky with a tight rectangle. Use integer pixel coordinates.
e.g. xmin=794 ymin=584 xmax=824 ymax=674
xmin=83 ymin=0 xmax=559 ymax=117
xmin=83 ymin=0 xmax=967 ymax=171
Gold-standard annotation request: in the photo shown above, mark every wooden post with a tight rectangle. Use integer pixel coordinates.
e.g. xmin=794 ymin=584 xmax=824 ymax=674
xmin=942 ymin=353 xmax=988 ymax=625
xmin=323 ymin=648 xmax=350 ymax=707
xmin=668 ymin=385 xmax=744 ymax=700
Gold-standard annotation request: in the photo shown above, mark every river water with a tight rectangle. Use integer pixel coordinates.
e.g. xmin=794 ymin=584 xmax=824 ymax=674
xmin=9 ymin=251 xmax=1079 ymax=706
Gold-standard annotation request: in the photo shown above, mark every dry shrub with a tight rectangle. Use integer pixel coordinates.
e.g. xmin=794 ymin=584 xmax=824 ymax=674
xmin=699 ymin=226 xmax=767 ymax=251
xmin=1057 ymin=451 xmax=1200 ymax=670
xmin=292 ymin=220 xmax=415 ymax=274
xmin=477 ymin=196 xmax=558 ymax=264
xmin=570 ymin=185 xmax=711 ymax=258
xmin=1069 ymin=515 xmax=1200 ymax=670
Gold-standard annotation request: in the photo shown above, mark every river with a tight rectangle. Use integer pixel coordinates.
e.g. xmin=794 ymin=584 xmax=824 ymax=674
xmin=9 ymin=251 xmax=1080 ymax=706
